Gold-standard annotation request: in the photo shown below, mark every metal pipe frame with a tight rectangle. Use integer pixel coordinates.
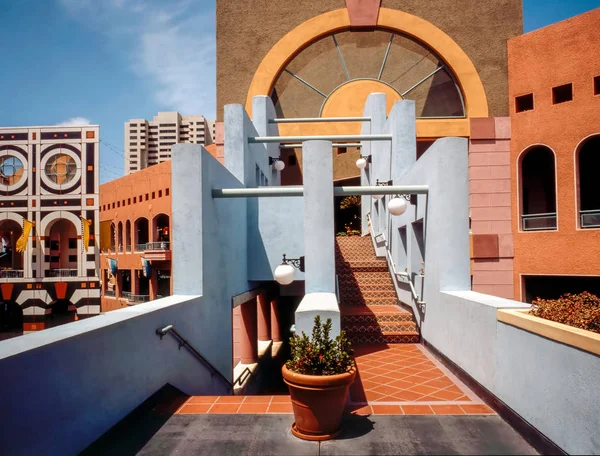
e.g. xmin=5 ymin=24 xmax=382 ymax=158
xmin=279 ymin=143 xmax=362 ymax=149
xmin=212 ymin=185 xmax=428 ymax=199
xmin=269 ymin=117 xmax=370 ymax=124
xmin=249 ymin=134 xmax=392 ymax=144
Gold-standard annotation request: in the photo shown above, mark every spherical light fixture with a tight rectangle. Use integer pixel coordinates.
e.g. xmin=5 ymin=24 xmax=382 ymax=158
xmin=269 ymin=157 xmax=285 ymax=172
xmin=389 ymin=197 xmax=409 ymax=216
xmin=356 ymin=158 xmax=367 ymax=170
xmin=273 ymin=254 xmax=304 ymax=285
xmin=274 ymin=263 xmax=295 ymax=285
xmin=371 ymin=194 xmax=383 ymax=200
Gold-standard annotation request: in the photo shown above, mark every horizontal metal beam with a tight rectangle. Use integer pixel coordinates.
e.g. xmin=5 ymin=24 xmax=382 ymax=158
xmin=334 ymin=185 xmax=428 ymax=196
xmin=249 ymin=134 xmax=392 ymax=144
xmin=279 ymin=143 xmax=362 ymax=149
xmin=269 ymin=117 xmax=370 ymax=124
xmin=212 ymin=185 xmax=428 ymax=199
xmin=212 ymin=187 xmax=304 ymax=198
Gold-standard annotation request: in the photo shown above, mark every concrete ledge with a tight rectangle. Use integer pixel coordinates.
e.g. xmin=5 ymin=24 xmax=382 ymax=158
xmin=295 ymin=292 xmax=340 ymax=338
xmin=497 ymin=309 xmax=600 ymax=356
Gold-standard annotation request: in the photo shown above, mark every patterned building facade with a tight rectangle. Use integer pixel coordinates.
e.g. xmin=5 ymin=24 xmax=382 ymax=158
xmin=0 ymin=126 xmax=100 ymax=339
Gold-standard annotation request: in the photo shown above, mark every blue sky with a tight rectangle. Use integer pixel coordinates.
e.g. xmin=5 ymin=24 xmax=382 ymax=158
xmin=0 ymin=0 xmax=597 ymax=184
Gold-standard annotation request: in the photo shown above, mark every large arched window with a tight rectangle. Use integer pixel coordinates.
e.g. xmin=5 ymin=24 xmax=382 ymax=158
xmin=46 ymin=219 xmax=78 ymax=277
xmin=134 ymin=217 xmax=149 ymax=251
xmin=153 ymin=214 xmax=170 ymax=246
xmin=0 ymin=219 xmax=23 ymax=277
xmin=117 ymin=221 xmax=123 ymax=253
xmin=519 ymin=146 xmax=557 ymax=231
xmin=577 ymin=135 xmax=600 ymax=229
xmin=125 ymin=220 xmax=132 ymax=252
xmin=110 ymin=223 xmax=116 ymax=253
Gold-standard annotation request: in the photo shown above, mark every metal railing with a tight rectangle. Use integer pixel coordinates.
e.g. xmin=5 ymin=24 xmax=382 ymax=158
xmin=45 ymin=269 xmax=78 ymax=278
xmin=156 ymin=325 xmax=234 ymax=390
xmin=0 ymin=269 xmax=23 ymax=278
xmin=128 ymin=294 xmax=150 ymax=303
xmin=521 ymin=213 xmax=557 ymax=231
xmin=118 ymin=244 xmax=123 ymax=253
xmin=366 ymin=213 xmax=422 ymax=304
xmin=121 ymin=291 xmax=132 ymax=300
xmin=137 ymin=241 xmax=170 ymax=251
xmin=212 ymin=185 xmax=429 ymax=199
xmin=580 ymin=209 xmax=600 ymax=229
xmin=104 ymin=289 xmax=116 ymax=297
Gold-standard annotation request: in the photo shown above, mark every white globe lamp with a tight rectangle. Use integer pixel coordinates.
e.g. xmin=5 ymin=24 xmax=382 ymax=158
xmin=274 ymin=263 xmax=295 ymax=285
xmin=356 ymin=158 xmax=367 ymax=170
xmin=371 ymin=193 xmax=383 ymax=200
xmin=273 ymin=159 xmax=285 ymax=172
xmin=389 ymin=197 xmax=409 ymax=216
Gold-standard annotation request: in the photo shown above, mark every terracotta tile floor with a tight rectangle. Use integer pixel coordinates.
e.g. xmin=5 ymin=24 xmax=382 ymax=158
xmin=347 ymin=344 xmax=494 ymax=415
xmin=176 ymin=344 xmax=495 ymax=416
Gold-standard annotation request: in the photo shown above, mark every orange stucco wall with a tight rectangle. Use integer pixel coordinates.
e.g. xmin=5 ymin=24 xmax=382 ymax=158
xmin=99 ymin=161 xmax=172 ymax=310
xmin=508 ymin=8 xmax=600 ymax=300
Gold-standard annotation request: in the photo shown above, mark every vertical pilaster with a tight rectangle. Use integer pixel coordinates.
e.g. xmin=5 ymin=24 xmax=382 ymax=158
xmin=240 ymin=298 xmax=258 ymax=364
xmin=257 ymin=292 xmax=271 ymax=342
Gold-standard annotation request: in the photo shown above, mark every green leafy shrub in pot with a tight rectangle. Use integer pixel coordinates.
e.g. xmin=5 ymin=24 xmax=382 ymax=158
xmin=287 ymin=316 xmax=354 ymax=375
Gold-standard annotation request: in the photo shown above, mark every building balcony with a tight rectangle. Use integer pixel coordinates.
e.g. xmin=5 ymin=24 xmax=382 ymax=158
xmin=104 ymin=289 xmax=116 ymax=298
xmin=45 ymin=269 xmax=78 ymax=278
xmin=137 ymin=242 xmax=171 ymax=261
xmin=128 ymin=294 xmax=150 ymax=304
xmin=0 ymin=269 xmax=24 ymax=279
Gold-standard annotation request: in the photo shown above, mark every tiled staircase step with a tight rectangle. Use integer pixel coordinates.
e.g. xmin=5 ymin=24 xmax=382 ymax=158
xmin=340 ymin=289 xmax=397 ymax=299
xmin=347 ymin=333 xmax=421 ymax=345
xmin=342 ymin=314 xmax=415 ymax=325
xmin=335 ymin=236 xmax=372 ymax=244
xmin=341 ymin=305 xmax=409 ymax=315
xmin=343 ymin=322 xmax=418 ymax=334
xmin=338 ymin=277 xmax=393 ymax=287
xmin=340 ymin=297 xmax=399 ymax=306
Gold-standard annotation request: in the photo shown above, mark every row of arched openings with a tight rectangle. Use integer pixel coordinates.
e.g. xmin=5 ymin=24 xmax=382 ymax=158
xmin=109 ymin=214 xmax=169 ymax=252
xmin=520 ymin=135 xmax=600 ymax=230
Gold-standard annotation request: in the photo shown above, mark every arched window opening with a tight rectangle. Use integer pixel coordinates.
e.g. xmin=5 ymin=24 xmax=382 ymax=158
xmin=110 ymin=223 xmax=116 ymax=253
xmin=578 ymin=136 xmax=600 ymax=228
xmin=135 ymin=218 xmax=149 ymax=251
xmin=152 ymin=214 xmax=170 ymax=250
xmin=520 ymin=146 xmax=557 ymax=231
xmin=0 ymin=220 xmax=23 ymax=277
xmin=47 ymin=219 xmax=78 ymax=277
xmin=117 ymin=221 xmax=123 ymax=253
xmin=125 ymin=220 xmax=132 ymax=252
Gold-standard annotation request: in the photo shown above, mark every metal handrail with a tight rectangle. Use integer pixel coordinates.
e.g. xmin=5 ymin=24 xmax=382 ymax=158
xmin=157 ymin=325 xmax=233 ymax=390
xmin=46 ymin=269 xmax=78 ymax=278
xmin=0 ymin=269 xmax=24 ymax=278
xmin=138 ymin=241 xmax=170 ymax=251
xmin=212 ymin=185 xmax=429 ymax=199
xmin=366 ymin=213 xmax=421 ymax=303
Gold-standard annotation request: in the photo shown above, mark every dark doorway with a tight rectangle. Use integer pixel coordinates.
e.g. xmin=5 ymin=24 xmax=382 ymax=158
xmin=46 ymin=299 xmax=77 ymax=328
xmin=0 ymin=301 xmax=23 ymax=340
xmin=524 ymin=276 xmax=600 ymax=303
xmin=334 ymin=177 xmax=361 ymax=235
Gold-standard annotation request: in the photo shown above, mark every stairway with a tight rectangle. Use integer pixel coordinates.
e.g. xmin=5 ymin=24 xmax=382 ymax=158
xmin=336 ymin=236 xmax=420 ymax=345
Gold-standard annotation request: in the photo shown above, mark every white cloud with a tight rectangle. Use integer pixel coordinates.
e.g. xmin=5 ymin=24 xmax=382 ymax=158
xmin=59 ymin=0 xmax=216 ymax=118
xmin=56 ymin=117 xmax=92 ymax=126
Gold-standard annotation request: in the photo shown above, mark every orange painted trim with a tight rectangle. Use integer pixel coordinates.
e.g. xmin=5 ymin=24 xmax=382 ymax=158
xmin=245 ymin=7 xmax=488 ymax=133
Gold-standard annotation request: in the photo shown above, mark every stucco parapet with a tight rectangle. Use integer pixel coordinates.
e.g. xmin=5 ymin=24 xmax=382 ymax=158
xmin=498 ymin=309 xmax=600 ymax=356
xmin=443 ymin=290 xmax=529 ymax=310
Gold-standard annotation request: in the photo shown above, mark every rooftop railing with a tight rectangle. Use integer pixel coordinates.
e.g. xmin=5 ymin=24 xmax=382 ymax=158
xmin=104 ymin=289 xmax=116 ymax=297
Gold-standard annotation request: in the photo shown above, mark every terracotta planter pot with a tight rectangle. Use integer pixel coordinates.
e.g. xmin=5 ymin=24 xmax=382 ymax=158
xmin=282 ymin=365 xmax=357 ymax=441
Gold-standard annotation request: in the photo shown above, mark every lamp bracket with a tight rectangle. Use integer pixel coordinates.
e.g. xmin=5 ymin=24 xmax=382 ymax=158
xmin=281 ymin=254 xmax=305 ymax=272
xmin=269 ymin=156 xmax=282 ymax=165
xmin=393 ymin=194 xmax=417 ymax=205
xmin=359 ymin=155 xmax=372 ymax=163
xmin=376 ymin=179 xmax=393 ymax=186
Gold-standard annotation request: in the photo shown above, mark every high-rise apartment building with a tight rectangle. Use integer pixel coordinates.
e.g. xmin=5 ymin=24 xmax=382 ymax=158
xmin=124 ymin=112 xmax=214 ymax=174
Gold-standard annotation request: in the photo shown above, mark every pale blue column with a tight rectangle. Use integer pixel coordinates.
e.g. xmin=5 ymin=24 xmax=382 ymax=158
xmin=252 ymin=95 xmax=281 ymax=186
xmin=302 ymin=140 xmax=335 ymax=293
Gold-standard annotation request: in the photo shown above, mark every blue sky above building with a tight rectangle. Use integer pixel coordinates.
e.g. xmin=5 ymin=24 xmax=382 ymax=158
xmin=0 ymin=0 xmax=597 ymax=183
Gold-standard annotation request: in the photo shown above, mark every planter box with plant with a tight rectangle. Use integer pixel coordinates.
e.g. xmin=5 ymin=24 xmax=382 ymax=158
xmin=282 ymin=316 xmax=356 ymax=441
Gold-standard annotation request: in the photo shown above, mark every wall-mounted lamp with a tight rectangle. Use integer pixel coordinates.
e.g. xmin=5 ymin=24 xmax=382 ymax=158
xmin=389 ymin=194 xmax=412 ymax=216
xmin=269 ymin=156 xmax=285 ymax=171
xmin=274 ymin=254 xmax=305 ymax=285
xmin=371 ymin=179 xmax=393 ymax=200
xmin=355 ymin=155 xmax=372 ymax=170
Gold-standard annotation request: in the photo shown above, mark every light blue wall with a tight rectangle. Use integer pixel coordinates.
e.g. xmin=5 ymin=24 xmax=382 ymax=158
xmin=0 ymin=296 xmax=229 ymax=456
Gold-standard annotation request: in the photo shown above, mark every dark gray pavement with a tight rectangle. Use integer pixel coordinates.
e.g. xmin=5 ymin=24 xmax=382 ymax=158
xmin=86 ymin=413 xmax=538 ymax=455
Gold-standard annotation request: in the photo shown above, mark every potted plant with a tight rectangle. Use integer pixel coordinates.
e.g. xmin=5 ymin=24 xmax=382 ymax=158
xmin=282 ymin=316 xmax=356 ymax=441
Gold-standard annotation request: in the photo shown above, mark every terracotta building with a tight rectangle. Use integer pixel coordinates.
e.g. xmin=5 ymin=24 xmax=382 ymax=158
xmin=0 ymin=125 xmax=100 ymax=339
xmin=99 ymin=160 xmax=172 ymax=311
xmin=508 ymin=8 xmax=600 ymax=301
